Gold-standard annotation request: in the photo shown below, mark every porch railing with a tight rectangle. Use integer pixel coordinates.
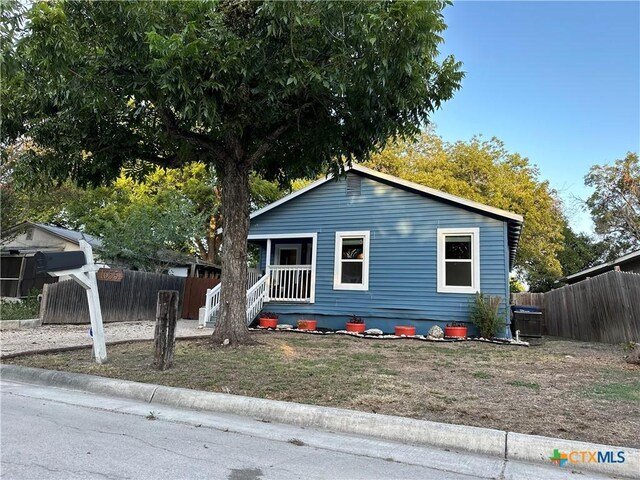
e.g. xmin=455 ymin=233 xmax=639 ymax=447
xmin=246 ymin=274 xmax=269 ymax=323
xmin=202 ymin=270 xmax=266 ymax=327
xmin=267 ymin=265 xmax=312 ymax=302
xmin=202 ymin=265 xmax=312 ymax=327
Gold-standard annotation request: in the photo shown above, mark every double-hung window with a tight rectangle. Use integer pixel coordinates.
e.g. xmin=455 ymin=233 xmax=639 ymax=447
xmin=437 ymin=228 xmax=480 ymax=294
xmin=334 ymin=231 xmax=370 ymax=290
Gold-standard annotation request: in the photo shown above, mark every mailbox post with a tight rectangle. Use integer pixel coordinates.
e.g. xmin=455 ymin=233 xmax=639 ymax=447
xmin=36 ymin=241 xmax=107 ymax=364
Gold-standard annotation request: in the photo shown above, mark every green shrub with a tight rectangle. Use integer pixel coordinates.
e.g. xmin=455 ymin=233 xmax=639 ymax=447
xmin=469 ymin=292 xmax=502 ymax=338
xmin=0 ymin=290 xmax=41 ymax=320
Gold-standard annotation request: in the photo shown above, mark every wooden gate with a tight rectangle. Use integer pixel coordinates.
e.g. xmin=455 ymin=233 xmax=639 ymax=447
xmin=181 ymin=276 xmax=220 ymax=319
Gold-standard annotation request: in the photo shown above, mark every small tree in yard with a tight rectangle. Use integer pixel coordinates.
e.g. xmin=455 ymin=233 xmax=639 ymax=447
xmin=470 ymin=293 xmax=502 ymax=339
xmin=3 ymin=1 xmax=463 ymax=345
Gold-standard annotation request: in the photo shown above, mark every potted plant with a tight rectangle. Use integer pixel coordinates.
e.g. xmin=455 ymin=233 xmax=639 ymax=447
xmin=297 ymin=319 xmax=317 ymax=331
xmin=444 ymin=322 xmax=468 ymax=339
xmin=258 ymin=312 xmax=279 ymax=329
xmin=346 ymin=315 xmax=366 ymax=333
xmin=394 ymin=325 xmax=416 ymax=336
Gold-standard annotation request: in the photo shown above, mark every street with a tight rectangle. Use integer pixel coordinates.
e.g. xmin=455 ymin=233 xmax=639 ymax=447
xmin=1 ymin=380 xmax=612 ymax=480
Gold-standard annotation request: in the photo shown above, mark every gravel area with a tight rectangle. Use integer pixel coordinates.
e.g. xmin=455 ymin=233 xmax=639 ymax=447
xmin=0 ymin=320 xmax=207 ymax=357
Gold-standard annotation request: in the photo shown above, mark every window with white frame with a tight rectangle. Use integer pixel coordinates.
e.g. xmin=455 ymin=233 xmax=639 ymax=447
xmin=437 ymin=228 xmax=480 ymax=294
xmin=334 ymin=231 xmax=370 ymax=290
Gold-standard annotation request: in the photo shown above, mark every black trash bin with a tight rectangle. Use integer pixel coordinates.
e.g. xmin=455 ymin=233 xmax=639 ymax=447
xmin=510 ymin=305 xmax=544 ymax=338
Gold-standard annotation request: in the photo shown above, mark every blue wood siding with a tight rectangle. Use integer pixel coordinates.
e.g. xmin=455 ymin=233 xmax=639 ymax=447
xmin=250 ymin=174 xmax=511 ymax=336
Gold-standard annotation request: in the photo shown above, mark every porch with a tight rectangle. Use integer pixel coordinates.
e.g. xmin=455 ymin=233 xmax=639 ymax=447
xmin=249 ymin=233 xmax=317 ymax=304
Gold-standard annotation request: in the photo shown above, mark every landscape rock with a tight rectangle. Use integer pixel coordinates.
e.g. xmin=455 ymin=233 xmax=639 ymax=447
xmin=276 ymin=324 xmax=293 ymax=330
xmin=365 ymin=328 xmax=383 ymax=335
xmin=427 ymin=325 xmax=444 ymax=339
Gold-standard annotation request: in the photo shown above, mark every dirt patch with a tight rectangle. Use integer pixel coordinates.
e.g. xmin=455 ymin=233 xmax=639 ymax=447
xmin=6 ymin=332 xmax=639 ymax=448
xmin=0 ymin=320 xmax=204 ymax=356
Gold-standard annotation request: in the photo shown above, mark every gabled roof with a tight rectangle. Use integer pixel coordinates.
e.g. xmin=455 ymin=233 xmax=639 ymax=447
xmin=562 ymin=249 xmax=640 ymax=284
xmin=251 ymin=165 xmax=524 ymax=267
xmin=1 ymin=221 xmax=102 ymax=248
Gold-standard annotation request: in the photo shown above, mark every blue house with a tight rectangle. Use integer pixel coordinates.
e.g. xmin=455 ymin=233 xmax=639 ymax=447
xmin=207 ymin=165 xmax=523 ymax=336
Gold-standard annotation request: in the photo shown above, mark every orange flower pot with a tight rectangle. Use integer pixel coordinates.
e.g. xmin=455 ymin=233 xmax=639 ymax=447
xmin=346 ymin=322 xmax=366 ymax=333
xmin=259 ymin=318 xmax=278 ymax=329
xmin=395 ymin=326 xmax=416 ymax=336
xmin=297 ymin=319 xmax=317 ymax=331
xmin=444 ymin=326 xmax=467 ymax=339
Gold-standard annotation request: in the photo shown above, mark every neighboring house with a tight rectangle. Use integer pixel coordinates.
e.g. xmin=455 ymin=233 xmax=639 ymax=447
xmin=241 ymin=165 xmax=523 ymax=336
xmin=562 ymin=249 xmax=640 ymax=285
xmin=1 ymin=222 xmax=103 ymax=298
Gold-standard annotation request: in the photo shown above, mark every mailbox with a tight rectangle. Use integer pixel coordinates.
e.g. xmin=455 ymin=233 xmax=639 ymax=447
xmin=35 ymin=251 xmax=87 ymax=273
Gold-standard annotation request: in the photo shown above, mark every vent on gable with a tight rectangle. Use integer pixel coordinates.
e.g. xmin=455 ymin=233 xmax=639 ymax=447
xmin=346 ymin=175 xmax=362 ymax=196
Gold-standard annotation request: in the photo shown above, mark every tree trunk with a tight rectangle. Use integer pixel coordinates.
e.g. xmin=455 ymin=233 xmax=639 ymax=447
xmin=210 ymin=158 xmax=253 ymax=346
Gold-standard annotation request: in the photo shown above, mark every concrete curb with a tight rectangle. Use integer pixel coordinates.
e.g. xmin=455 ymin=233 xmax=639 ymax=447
xmin=2 ymin=365 xmax=638 ymax=478
xmin=1 ymin=364 xmax=157 ymax=403
xmin=0 ymin=318 xmax=42 ymax=330
xmin=0 ymin=335 xmax=212 ymax=360
xmin=151 ymin=384 xmax=505 ymax=457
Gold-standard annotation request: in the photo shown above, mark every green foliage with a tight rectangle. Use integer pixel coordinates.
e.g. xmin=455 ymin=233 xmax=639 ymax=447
xmin=509 ymin=277 xmax=525 ymax=293
xmin=472 ymin=371 xmax=494 ymax=380
xmin=508 ymin=380 xmax=540 ymax=390
xmin=2 ymin=160 xmax=284 ymax=267
xmin=557 ymin=224 xmax=607 ymax=275
xmin=5 ymin=0 xmax=463 ymax=185
xmin=469 ymin=292 xmax=502 ymax=339
xmin=0 ymin=290 xmax=40 ymax=320
xmin=585 ymin=152 xmax=640 ymax=257
xmin=364 ymin=132 xmax=565 ymax=286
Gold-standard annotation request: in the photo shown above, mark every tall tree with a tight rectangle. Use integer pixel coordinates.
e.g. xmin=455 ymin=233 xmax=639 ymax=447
xmin=4 ymin=1 xmax=462 ymax=345
xmin=364 ymin=132 xmax=565 ymax=288
xmin=585 ymin=152 xmax=640 ymax=256
xmin=557 ymin=224 xmax=607 ymax=276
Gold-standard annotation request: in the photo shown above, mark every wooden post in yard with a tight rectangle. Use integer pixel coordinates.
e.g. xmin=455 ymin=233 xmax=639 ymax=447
xmin=154 ymin=290 xmax=179 ymax=370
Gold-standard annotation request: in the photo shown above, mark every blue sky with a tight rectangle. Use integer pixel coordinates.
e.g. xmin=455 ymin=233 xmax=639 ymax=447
xmin=430 ymin=1 xmax=640 ymax=234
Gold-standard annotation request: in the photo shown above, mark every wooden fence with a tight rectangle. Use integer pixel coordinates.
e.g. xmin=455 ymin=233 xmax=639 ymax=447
xmin=512 ymin=271 xmax=640 ymax=343
xmin=41 ymin=270 xmax=186 ymax=324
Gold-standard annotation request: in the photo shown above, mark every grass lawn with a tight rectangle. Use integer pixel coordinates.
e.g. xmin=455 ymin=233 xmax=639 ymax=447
xmin=7 ymin=332 xmax=640 ymax=448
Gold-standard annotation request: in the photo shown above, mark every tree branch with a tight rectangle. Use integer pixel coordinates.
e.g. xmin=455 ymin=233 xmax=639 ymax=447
xmin=246 ymin=123 xmax=291 ymax=166
xmin=157 ymin=107 xmax=230 ymax=165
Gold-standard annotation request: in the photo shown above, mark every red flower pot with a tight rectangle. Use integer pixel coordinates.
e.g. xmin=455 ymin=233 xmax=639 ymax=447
xmin=259 ymin=318 xmax=278 ymax=329
xmin=297 ymin=319 xmax=317 ymax=331
xmin=346 ymin=322 xmax=366 ymax=333
xmin=395 ymin=326 xmax=416 ymax=336
xmin=444 ymin=326 xmax=468 ymax=339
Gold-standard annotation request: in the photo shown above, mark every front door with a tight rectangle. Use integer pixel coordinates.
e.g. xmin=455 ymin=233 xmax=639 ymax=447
xmin=274 ymin=244 xmax=301 ymax=265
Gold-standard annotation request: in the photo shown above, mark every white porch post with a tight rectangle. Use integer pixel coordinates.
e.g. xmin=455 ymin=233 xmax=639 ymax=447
xmin=310 ymin=233 xmax=317 ymax=303
xmin=265 ymin=239 xmax=272 ymax=301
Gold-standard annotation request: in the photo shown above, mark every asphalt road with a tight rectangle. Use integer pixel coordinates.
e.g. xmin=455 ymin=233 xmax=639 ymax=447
xmin=0 ymin=380 xmax=613 ymax=480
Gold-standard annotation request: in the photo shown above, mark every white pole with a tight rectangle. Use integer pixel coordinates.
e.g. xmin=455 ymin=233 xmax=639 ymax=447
xmin=79 ymin=240 xmax=107 ymax=364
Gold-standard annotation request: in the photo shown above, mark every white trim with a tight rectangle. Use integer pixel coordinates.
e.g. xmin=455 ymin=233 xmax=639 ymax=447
xmin=249 ymin=166 xmax=523 ymax=223
xmin=437 ymin=228 xmax=480 ymax=294
xmin=250 ymin=176 xmax=332 ymax=220
xmin=310 ymin=234 xmax=317 ymax=303
xmin=274 ymin=243 xmax=302 ymax=265
xmin=333 ymin=231 xmax=370 ymax=291
xmin=248 ymin=232 xmax=318 ymax=240
xmin=353 ymin=166 xmax=523 ymax=222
